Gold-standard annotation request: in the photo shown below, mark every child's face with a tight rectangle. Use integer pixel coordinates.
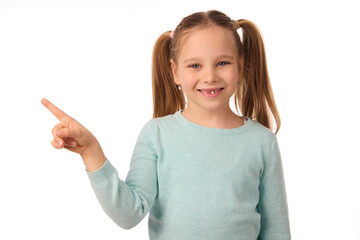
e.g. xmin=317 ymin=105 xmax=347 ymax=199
xmin=171 ymin=25 xmax=244 ymax=113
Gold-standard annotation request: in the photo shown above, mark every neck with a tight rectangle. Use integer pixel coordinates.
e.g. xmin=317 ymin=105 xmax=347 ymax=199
xmin=181 ymin=104 xmax=243 ymax=129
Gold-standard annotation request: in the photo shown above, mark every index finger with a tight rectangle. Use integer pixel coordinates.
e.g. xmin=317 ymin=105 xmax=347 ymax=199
xmin=41 ymin=98 xmax=69 ymax=121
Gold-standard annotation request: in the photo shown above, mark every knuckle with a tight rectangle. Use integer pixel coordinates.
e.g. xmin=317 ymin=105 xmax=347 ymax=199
xmin=52 ymin=127 xmax=57 ymax=136
xmin=52 ymin=123 xmax=62 ymax=136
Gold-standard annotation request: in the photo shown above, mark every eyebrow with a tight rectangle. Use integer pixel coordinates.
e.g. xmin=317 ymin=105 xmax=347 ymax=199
xmin=183 ymin=55 xmax=235 ymax=64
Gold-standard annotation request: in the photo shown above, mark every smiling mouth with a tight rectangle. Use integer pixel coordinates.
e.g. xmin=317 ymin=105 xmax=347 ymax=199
xmin=197 ymin=88 xmax=224 ymax=94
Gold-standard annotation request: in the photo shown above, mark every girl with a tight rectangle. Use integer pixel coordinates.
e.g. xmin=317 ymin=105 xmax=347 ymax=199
xmin=42 ymin=10 xmax=291 ymax=240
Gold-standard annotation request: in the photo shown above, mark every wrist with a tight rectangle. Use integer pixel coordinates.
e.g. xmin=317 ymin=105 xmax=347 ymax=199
xmin=81 ymin=141 xmax=106 ymax=172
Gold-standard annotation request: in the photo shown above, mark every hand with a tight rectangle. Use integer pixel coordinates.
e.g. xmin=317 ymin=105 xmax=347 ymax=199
xmin=41 ymin=98 xmax=105 ymax=171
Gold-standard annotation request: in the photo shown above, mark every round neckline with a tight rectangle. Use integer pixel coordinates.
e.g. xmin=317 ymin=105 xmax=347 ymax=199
xmin=175 ymin=110 xmax=252 ymax=134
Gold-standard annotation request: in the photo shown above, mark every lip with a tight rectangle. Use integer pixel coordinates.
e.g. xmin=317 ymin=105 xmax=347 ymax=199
xmin=197 ymin=88 xmax=224 ymax=98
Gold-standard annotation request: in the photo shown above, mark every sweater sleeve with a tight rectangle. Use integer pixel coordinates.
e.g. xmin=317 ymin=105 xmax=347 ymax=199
xmin=86 ymin=120 xmax=158 ymax=230
xmin=257 ymin=138 xmax=291 ymax=239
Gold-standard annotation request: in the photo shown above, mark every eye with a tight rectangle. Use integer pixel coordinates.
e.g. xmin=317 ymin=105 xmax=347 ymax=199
xmin=218 ymin=61 xmax=230 ymax=66
xmin=189 ymin=64 xmax=200 ymax=69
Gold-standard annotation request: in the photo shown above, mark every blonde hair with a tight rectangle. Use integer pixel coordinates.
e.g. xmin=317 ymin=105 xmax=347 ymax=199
xmin=151 ymin=10 xmax=281 ymax=134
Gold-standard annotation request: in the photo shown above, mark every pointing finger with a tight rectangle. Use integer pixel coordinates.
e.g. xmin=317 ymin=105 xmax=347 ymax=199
xmin=41 ymin=98 xmax=69 ymax=121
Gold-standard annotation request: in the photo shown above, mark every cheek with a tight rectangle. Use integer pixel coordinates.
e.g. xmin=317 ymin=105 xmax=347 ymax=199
xmin=223 ymin=70 xmax=239 ymax=85
xmin=180 ymin=71 xmax=197 ymax=88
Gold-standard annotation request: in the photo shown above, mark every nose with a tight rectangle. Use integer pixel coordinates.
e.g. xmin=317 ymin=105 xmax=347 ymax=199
xmin=202 ymin=66 xmax=218 ymax=83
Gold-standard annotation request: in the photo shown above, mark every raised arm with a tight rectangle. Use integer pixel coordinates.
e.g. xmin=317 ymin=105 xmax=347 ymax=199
xmin=42 ymin=98 xmax=158 ymax=229
xmin=87 ymin=119 xmax=159 ymax=229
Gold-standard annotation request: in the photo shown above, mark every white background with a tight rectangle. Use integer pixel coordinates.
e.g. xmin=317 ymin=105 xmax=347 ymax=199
xmin=1 ymin=0 xmax=359 ymax=239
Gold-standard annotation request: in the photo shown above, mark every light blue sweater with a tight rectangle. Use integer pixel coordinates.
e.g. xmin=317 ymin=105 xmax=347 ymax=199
xmin=87 ymin=110 xmax=291 ymax=239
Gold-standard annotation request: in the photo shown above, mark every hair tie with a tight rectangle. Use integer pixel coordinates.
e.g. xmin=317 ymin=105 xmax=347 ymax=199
xmin=232 ymin=20 xmax=241 ymax=29
xmin=170 ymin=31 xmax=174 ymax=39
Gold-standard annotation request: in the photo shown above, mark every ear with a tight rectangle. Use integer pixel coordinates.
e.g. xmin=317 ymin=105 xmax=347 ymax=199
xmin=170 ymin=59 xmax=180 ymax=85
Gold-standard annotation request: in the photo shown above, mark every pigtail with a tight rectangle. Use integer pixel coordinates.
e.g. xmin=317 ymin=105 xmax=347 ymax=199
xmin=234 ymin=19 xmax=281 ymax=134
xmin=151 ymin=11 xmax=280 ymax=134
xmin=151 ymin=31 xmax=185 ymax=118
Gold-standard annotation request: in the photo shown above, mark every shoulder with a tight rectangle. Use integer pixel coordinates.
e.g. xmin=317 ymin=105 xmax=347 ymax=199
xmin=139 ymin=111 xmax=179 ymax=136
xmin=246 ymin=118 xmax=278 ymax=148
xmin=245 ymin=119 xmax=282 ymax=168
xmin=147 ymin=111 xmax=180 ymax=131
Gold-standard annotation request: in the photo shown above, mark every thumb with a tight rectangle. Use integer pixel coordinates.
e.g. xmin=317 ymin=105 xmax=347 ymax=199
xmin=56 ymin=127 xmax=82 ymax=140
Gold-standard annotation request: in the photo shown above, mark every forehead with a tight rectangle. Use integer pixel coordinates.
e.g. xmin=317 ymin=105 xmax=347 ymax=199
xmin=178 ymin=25 xmax=237 ymax=61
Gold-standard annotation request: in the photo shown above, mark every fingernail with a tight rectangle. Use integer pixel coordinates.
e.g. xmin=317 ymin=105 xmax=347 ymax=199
xmin=57 ymin=140 xmax=62 ymax=147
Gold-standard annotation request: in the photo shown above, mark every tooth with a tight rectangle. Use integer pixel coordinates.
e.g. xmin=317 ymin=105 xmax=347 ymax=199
xmin=211 ymin=91 xmax=214 ymax=94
